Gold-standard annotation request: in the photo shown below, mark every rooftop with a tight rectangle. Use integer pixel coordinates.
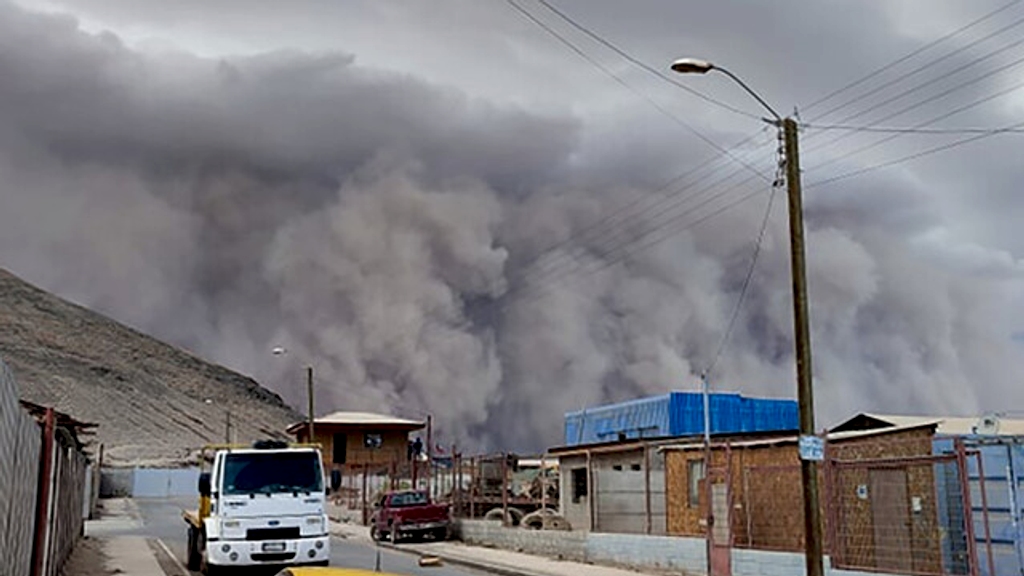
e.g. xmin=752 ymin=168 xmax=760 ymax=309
xmin=286 ymin=411 xmax=425 ymax=433
xmin=829 ymin=412 xmax=1024 ymax=437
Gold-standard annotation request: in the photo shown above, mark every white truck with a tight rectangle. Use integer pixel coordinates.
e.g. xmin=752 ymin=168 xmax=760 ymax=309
xmin=184 ymin=440 xmax=331 ymax=574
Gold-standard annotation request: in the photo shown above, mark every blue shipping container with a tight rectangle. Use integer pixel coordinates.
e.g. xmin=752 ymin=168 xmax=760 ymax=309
xmin=563 ymin=391 xmax=798 ymax=446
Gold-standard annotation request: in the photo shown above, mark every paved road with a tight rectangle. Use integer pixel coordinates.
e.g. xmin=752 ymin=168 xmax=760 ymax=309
xmin=129 ymin=497 xmax=491 ymax=576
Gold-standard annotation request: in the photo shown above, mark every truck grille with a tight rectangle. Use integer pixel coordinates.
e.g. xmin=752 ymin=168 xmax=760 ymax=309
xmin=246 ymin=527 xmax=300 ymax=541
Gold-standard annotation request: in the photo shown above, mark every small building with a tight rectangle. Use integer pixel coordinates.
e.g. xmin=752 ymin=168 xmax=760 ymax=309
xmin=550 ymin=391 xmax=799 ymax=535
xmin=832 ymin=413 xmax=1024 ymax=576
xmin=663 ymin=421 xmax=941 ymax=574
xmin=286 ymin=411 xmax=425 ymax=474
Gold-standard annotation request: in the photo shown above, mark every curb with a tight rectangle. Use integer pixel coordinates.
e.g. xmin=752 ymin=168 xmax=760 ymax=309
xmin=375 ymin=541 xmax=556 ymax=576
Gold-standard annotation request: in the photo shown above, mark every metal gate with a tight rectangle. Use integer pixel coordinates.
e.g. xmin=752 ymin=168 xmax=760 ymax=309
xmin=944 ymin=438 xmax=1024 ymax=576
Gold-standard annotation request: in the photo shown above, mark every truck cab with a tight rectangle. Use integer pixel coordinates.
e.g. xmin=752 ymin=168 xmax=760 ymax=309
xmin=184 ymin=440 xmax=330 ymax=574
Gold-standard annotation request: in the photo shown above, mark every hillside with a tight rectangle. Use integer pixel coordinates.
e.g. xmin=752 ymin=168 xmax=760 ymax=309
xmin=0 ymin=268 xmax=302 ymax=466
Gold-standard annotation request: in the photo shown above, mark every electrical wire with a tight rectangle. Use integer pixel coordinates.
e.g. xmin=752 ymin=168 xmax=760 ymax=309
xmin=505 ymin=0 xmax=770 ymax=179
xmin=510 ymin=149 xmax=771 ymax=294
xmin=532 ymin=0 xmax=763 ymax=121
xmin=806 ymin=66 xmax=1024 ymax=172
xmin=512 ymin=133 xmax=772 ymax=288
xmin=806 ymin=118 xmax=1024 ymax=188
xmin=804 ymin=123 xmax=1024 ymax=134
xmin=801 ymin=0 xmax=1022 ymax=113
xmin=807 ymin=4 xmax=1024 ymax=123
xmin=804 ymin=32 xmax=1024 ymax=159
xmin=706 ymin=182 xmax=779 ymax=376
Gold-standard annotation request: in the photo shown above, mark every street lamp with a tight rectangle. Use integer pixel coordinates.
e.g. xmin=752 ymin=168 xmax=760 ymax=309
xmin=205 ymin=398 xmax=231 ymax=443
xmin=272 ymin=347 xmax=316 ymax=444
xmin=672 ymin=57 xmax=823 ymax=576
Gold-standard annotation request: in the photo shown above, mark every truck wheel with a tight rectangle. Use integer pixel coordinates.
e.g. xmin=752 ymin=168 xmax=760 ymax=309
xmin=433 ymin=527 xmax=449 ymax=541
xmin=186 ymin=527 xmax=201 ymax=571
xmin=370 ymin=525 xmax=382 ymax=542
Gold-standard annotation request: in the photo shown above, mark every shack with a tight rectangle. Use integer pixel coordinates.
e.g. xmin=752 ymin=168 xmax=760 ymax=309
xmin=286 ymin=411 xmax=425 ymax=475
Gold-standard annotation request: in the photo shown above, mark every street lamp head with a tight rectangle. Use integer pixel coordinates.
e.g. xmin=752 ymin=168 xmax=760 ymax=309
xmin=670 ymin=57 xmax=714 ymax=75
xmin=271 ymin=346 xmax=287 ymax=356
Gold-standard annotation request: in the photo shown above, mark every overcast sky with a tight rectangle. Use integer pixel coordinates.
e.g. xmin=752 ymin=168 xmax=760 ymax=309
xmin=2 ymin=0 xmax=1023 ymax=448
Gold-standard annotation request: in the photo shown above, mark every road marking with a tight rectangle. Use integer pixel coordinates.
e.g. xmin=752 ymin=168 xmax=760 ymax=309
xmin=153 ymin=537 xmax=190 ymax=575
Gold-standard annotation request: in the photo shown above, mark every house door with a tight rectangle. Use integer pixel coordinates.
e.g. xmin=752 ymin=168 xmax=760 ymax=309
xmin=870 ymin=468 xmax=912 ymax=573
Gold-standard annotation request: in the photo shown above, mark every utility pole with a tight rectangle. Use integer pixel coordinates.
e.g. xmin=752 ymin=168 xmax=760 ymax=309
xmin=225 ymin=410 xmax=232 ymax=444
xmin=701 ymin=371 xmax=712 ymax=576
xmin=425 ymin=414 xmax=433 ymax=496
xmin=783 ymin=117 xmax=824 ymax=576
xmin=307 ymin=366 xmax=315 ymax=443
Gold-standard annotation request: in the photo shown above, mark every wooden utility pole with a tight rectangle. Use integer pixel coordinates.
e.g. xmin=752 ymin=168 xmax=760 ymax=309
xmin=783 ymin=117 xmax=824 ymax=576
xmin=225 ymin=410 xmax=232 ymax=444
xmin=306 ymin=366 xmax=315 ymax=443
xmin=425 ymin=415 xmax=433 ymax=496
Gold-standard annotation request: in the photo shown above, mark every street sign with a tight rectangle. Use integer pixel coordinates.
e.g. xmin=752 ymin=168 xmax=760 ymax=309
xmin=799 ymin=435 xmax=825 ymax=461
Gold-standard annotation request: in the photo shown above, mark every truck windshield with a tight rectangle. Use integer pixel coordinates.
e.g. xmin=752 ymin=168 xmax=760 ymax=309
xmin=221 ymin=452 xmax=323 ymax=495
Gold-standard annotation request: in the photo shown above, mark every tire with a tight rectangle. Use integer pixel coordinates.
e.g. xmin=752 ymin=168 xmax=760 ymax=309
xmin=186 ymin=527 xmax=201 ymax=571
xmin=433 ymin=527 xmax=449 ymax=541
xmin=370 ymin=525 xmax=381 ymax=542
xmin=507 ymin=507 xmax=525 ymax=526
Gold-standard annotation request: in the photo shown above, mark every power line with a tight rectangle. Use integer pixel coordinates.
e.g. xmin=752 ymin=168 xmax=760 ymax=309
xmin=806 ymin=64 xmax=1024 ymax=172
xmin=804 ymin=31 xmax=1024 ymax=158
xmin=510 ymin=150 xmax=770 ymax=294
xmin=504 ymin=0 xmax=769 ymax=179
xmin=805 ymin=123 xmax=1024 ymax=134
xmin=801 ymin=0 xmax=1021 ymax=113
xmin=508 ymin=169 xmax=770 ymax=307
xmin=706 ymin=182 xmax=779 ymax=376
xmin=512 ymin=133 xmax=772 ymax=288
xmin=806 ymin=119 xmax=1024 ymax=188
xmin=807 ymin=5 xmax=1024 ymax=123
xmin=532 ymin=0 xmax=763 ymax=121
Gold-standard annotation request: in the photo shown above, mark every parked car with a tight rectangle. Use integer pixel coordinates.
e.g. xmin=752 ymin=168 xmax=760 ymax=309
xmin=369 ymin=490 xmax=451 ymax=543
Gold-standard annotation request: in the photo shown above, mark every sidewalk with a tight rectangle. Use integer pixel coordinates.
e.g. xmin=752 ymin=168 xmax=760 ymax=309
xmin=328 ymin=508 xmax=668 ymax=576
xmin=63 ymin=498 xmax=178 ymax=576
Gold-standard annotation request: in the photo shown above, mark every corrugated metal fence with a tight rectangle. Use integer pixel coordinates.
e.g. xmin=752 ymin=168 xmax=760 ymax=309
xmin=0 ymin=359 xmax=43 ymax=576
xmin=0 ymin=358 xmax=90 ymax=576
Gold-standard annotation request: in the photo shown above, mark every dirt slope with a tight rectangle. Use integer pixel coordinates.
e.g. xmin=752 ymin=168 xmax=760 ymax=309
xmin=0 ymin=268 xmax=301 ymax=466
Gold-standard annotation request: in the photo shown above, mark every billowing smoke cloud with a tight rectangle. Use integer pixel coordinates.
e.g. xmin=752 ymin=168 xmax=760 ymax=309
xmin=1 ymin=2 xmax=1023 ymax=451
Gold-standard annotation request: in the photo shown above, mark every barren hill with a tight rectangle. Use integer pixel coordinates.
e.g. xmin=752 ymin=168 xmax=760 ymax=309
xmin=0 ymin=268 xmax=301 ymax=466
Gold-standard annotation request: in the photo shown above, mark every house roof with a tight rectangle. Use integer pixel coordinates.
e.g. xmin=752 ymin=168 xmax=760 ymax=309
xmin=286 ymin=411 xmax=424 ymax=433
xmin=657 ymin=420 xmax=941 ymax=452
xmin=829 ymin=412 xmax=1024 ymax=437
xmin=547 ymin=430 xmax=801 ymax=458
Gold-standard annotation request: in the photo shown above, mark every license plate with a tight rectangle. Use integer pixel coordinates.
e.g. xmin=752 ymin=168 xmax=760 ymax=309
xmin=261 ymin=542 xmax=286 ymax=553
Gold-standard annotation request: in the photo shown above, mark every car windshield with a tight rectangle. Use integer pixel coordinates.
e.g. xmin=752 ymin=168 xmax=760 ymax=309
xmin=221 ymin=451 xmax=323 ymax=495
xmin=389 ymin=492 xmax=429 ymax=507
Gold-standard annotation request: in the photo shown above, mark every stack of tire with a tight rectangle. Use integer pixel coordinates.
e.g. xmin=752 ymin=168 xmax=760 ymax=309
xmin=483 ymin=507 xmax=572 ymax=531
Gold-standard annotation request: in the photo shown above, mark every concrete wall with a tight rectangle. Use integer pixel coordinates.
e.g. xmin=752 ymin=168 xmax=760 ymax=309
xmin=558 ymin=454 xmax=589 ymax=532
xmin=456 ymin=520 xmax=902 ymax=576
xmin=99 ymin=468 xmax=134 ymax=497
xmin=100 ymin=467 xmax=200 ymax=497
xmin=457 ymin=519 xmax=586 ymax=562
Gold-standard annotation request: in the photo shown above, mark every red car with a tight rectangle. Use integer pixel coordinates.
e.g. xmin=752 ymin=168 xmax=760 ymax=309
xmin=370 ymin=490 xmax=450 ymax=543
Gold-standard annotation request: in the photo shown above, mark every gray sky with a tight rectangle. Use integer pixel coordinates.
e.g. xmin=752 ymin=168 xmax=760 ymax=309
xmin=2 ymin=0 xmax=1023 ymax=448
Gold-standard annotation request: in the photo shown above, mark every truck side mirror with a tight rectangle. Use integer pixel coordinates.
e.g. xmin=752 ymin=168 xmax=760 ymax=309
xmin=198 ymin=472 xmax=212 ymax=497
xmin=330 ymin=469 xmax=342 ymax=492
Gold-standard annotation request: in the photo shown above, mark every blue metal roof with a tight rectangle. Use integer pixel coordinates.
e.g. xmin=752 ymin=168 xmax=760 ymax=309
xmin=564 ymin=391 xmax=798 ymax=446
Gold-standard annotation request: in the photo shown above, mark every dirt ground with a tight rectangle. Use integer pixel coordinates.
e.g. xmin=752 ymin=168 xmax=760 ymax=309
xmin=60 ymin=536 xmax=115 ymax=576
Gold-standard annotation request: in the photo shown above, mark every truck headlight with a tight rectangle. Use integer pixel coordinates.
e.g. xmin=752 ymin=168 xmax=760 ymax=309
xmin=306 ymin=516 xmax=325 ymax=532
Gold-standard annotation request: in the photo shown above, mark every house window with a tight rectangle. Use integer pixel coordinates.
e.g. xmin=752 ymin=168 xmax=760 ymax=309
xmin=688 ymin=459 xmax=705 ymax=507
xmin=631 ymin=463 xmax=642 ymax=472
xmin=332 ymin=434 xmax=347 ymax=464
xmin=571 ymin=468 xmax=588 ymax=503
xmin=613 ymin=465 xmax=623 ymax=471
xmin=364 ymin=432 xmax=383 ymax=449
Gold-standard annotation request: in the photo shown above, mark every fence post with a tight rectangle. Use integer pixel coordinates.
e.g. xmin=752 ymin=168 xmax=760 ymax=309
xmin=31 ymin=408 xmax=55 ymax=576
xmin=955 ymin=438 xmax=981 ymax=576
xmin=644 ymin=444 xmax=652 ymax=535
xmin=973 ymin=451 xmax=996 ymax=576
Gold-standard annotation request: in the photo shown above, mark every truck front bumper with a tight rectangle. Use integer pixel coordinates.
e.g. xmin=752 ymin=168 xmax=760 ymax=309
xmin=207 ymin=535 xmax=330 ymax=566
